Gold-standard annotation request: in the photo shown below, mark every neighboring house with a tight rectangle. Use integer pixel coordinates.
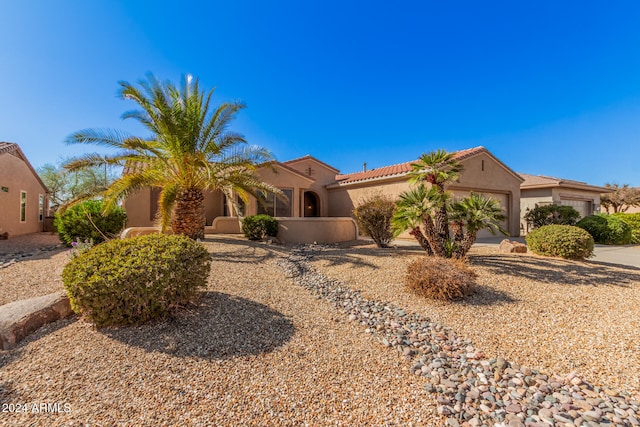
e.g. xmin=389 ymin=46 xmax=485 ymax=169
xmin=125 ymin=146 xmax=524 ymax=238
xmin=0 ymin=142 xmax=49 ymax=237
xmin=520 ymin=173 xmax=610 ymax=234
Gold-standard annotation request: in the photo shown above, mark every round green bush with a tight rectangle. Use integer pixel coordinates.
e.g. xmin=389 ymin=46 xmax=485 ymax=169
xmin=242 ymin=214 xmax=279 ymax=240
xmin=576 ymin=214 xmax=633 ymax=245
xmin=62 ymin=234 xmax=211 ymax=327
xmin=611 ymin=213 xmax=640 ymax=244
xmin=525 ymin=225 xmax=594 ymax=260
xmin=352 ymin=194 xmax=395 ymax=248
xmin=55 ymin=199 xmax=127 ymax=246
xmin=524 ymin=204 xmax=580 ymax=228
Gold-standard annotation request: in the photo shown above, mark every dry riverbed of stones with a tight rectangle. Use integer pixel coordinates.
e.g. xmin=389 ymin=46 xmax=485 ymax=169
xmin=279 ymin=244 xmax=640 ymax=427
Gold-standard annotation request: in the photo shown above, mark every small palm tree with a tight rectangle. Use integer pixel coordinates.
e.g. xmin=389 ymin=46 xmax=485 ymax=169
xmin=449 ymin=192 xmax=507 ymax=258
xmin=64 ymin=73 xmax=279 ymax=239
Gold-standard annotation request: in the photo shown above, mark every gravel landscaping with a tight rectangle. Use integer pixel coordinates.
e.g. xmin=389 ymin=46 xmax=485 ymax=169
xmin=1 ymin=233 xmax=639 ymax=426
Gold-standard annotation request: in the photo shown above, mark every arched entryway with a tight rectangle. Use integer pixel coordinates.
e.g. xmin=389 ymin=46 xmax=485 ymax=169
xmin=303 ymin=191 xmax=320 ymax=217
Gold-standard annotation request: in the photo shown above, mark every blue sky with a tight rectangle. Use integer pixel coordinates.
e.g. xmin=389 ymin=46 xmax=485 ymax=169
xmin=1 ymin=1 xmax=639 ymax=185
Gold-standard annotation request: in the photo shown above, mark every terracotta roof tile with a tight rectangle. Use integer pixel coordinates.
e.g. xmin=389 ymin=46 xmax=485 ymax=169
xmin=332 ymin=146 xmax=486 ymax=186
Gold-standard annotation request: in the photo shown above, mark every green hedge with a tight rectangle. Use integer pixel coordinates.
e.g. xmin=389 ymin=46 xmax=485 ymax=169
xmin=55 ymin=200 xmax=127 ymax=246
xmin=242 ymin=214 xmax=279 ymax=240
xmin=576 ymin=214 xmax=633 ymax=245
xmin=525 ymin=225 xmax=594 ymax=260
xmin=523 ymin=204 xmax=580 ymax=228
xmin=611 ymin=213 xmax=640 ymax=244
xmin=62 ymin=234 xmax=211 ymax=327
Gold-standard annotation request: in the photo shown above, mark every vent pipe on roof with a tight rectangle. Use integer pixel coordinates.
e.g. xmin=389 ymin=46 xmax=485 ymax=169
xmin=363 ymin=162 xmax=367 ymax=172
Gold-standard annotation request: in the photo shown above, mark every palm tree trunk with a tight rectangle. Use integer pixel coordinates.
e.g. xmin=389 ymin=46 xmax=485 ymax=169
xmin=409 ymin=227 xmax=433 ymax=255
xmin=171 ymin=188 xmax=206 ymax=240
xmin=422 ymin=215 xmax=446 ymax=257
xmin=454 ymin=232 xmax=477 ymax=259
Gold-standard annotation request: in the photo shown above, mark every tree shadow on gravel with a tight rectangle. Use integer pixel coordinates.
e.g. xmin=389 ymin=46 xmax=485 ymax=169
xmin=307 ymin=246 xmax=425 ymax=269
xmin=455 ymin=285 xmax=518 ymax=306
xmin=202 ymin=236 xmax=290 ymax=264
xmin=101 ymin=292 xmax=295 ymax=360
xmin=471 ymin=254 xmax=640 ymax=287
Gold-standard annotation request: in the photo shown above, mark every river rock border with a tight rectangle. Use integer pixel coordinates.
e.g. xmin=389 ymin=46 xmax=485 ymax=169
xmin=278 ymin=244 xmax=640 ymax=427
xmin=0 ymin=244 xmax=62 ymax=269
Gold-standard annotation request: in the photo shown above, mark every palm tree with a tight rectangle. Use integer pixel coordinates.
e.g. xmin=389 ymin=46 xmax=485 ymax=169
xmin=64 ymin=73 xmax=279 ymax=239
xmin=408 ymin=149 xmax=463 ymax=245
xmin=449 ymin=192 xmax=507 ymax=258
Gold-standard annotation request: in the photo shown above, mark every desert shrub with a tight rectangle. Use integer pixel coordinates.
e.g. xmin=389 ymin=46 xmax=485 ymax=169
xmin=55 ymin=199 xmax=127 ymax=246
xmin=405 ymin=256 xmax=476 ymax=300
xmin=524 ymin=204 xmax=580 ymax=228
xmin=352 ymin=194 xmax=395 ymax=248
xmin=242 ymin=214 xmax=279 ymax=240
xmin=612 ymin=213 xmax=640 ymax=244
xmin=62 ymin=234 xmax=211 ymax=327
xmin=576 ymin=214 xmax=632 ymax=245
xmin=526 ymin=225 xmax=594 ymax=259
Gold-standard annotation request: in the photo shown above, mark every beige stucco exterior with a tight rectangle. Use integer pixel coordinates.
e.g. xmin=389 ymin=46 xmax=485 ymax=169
xmin=0 ymin=143 xmax=49 ymax=237
xmin=520 ymin=174 xmax=609 ymax=235
xmin=122 ymin=147 xmax=528 ymax=242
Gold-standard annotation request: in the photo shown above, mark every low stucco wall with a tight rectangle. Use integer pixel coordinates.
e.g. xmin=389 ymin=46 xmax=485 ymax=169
xmin=276 ymin=217 xmax=358 ymax=244
xmin=206 ymin=217 xmax=242 ymax=234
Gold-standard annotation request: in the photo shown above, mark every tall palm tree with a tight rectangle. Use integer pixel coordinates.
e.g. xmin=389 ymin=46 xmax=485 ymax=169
xmin=408 ymin=149 xmax=463 ymax=244
xmin=449 ymin=192 xmax=507 ymax=258
xmin=64 ymin=73 xmax=279 ymax=239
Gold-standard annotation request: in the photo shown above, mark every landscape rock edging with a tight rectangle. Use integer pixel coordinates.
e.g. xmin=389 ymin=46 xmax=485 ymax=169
xmin=0 ymin=291 xmax=73 ymax=350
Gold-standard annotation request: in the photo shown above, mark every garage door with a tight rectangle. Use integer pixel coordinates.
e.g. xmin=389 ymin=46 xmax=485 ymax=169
xmin=452 ymin=191 xmax=509 ymax=239
xmin=560 ymin=199 xmax=592 ymax=219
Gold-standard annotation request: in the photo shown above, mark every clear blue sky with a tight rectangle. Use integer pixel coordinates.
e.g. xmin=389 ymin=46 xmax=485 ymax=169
xmin=1 ymin=1 xmax=639 ymax=185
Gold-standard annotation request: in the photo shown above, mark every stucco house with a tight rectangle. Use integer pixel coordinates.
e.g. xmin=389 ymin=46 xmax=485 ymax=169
xmin=519 ymin=173 xmax=610 ymax=234
xmin=124 ymin=146 xmax=524 ymax=240
xmin=0 ymin=142 xmax=49 ymax=237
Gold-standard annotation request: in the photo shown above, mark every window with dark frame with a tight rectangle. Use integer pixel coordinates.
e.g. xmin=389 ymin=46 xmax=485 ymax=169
xmin=20 ymin=191 xmax=27 ymax=222
xmin=257 ymin=189 xmax=292 ymax=217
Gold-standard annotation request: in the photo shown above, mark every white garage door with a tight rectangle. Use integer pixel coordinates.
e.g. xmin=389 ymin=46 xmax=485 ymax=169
xmin=560 ymin=199 xmax=592 ymax=219
xmin=452 ymin=191 xmax=510 ymax=239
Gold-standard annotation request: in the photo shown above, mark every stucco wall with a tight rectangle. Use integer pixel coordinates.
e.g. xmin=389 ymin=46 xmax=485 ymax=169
xmin=0 ymin=153 xmax=48 ymax=236
xmin=276 ymin=217 xmax=358 ymax=243
xmin=124 ymin=187 xmax=154 ymax=227
xmin=282 ymin=158 xmax=337 ymax=217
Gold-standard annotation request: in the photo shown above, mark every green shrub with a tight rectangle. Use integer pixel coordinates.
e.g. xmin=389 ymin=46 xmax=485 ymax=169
xmin=55 ymin=200 xmax=127 ymax=246
xmin=612 ymin=213 xmax=640 ymax=244
xmin=405 ymin=256 xmax=476 ymax=300
xmin=62 ymin=234 xmax=211 ymax=327
xmin=242 ymin=214 xmax=279 ymax=240
xmin=576 ymin=214 xmax=633 ymax=245
xmin=526 ymin=225 xmax=594 ymax=259
xmin=524 ymin=204 xmax=581 ymax=228
xmin=352 ymin=194 xmax=395 ymax=248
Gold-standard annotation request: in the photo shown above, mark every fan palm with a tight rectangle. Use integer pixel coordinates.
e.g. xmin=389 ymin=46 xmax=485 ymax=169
xmin=64 ymin=73 xmax=279 ymax=239
xmin=449 ymin=192 xmax=507 ymax=257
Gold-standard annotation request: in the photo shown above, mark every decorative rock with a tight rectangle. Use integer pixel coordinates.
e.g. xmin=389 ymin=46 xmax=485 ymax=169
xmin=499 ymin=239 xmax=528 ymax=254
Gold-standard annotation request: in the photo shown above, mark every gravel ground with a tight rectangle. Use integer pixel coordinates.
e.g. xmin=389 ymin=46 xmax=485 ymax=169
xmin=0 ymin=236 xmax=440 ymax=426
xmin=308 ymin=242 xmax=640 ymax=399
xmin=0 ymin=233 xmax=67 ymax=306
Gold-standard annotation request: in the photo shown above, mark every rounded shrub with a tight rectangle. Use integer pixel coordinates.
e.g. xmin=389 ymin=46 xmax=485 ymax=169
xmin=405 ymin=256 xmax=476 ymax=300
xmin=55 ymin=199 xmax=127 ymax=246
xmin=524 ymin=204 xmax=580 ymax=228
xmin=611 ymin=213 xmax=640 ymax=244
xmin=242 ymin=214 xmax=279 ymax=240
xmin=352 ymin=194 xmax=395 ymax=248
xmin=576 ymin=214 xmax=632 ymax=245
xmin=525 ymin=225 xmax=594 ymax=260
xmin=62 ymin=233 xmax=211 ymax=327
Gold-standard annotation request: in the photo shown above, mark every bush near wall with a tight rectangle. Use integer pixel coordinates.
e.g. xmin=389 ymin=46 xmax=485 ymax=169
xmin=525 ymin=224 xmax=594 ymax=260
xmin=62 ymin=234 xmax=211 ymax=327
xmin=405 ymin=256 xmax=476 ymax=300
xmin=524 ymin=204 xmax=580 ymax=228
xmin=352 ymin=194 xmax=395 ymax=248
xmin=611 ymin=213 xmax=640 ymax=244
xmin=55 ymin=200 xmax=127 ymax=246
xmin=576 ymin=214 xmax=633 ymax=245
xmin=242 ymin=214 xmax=279 ymax=240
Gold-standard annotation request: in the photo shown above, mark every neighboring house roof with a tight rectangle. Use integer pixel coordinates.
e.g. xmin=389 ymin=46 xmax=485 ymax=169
xmin=519 ymin=173 xmax=611 ymax=193
xmin=0 ymin=142 xmax=49 ymax=193
xmin=283 ymin=155 xmax=340 ymax=174
xmin=327 ymin=146 xmax=522 ymax=188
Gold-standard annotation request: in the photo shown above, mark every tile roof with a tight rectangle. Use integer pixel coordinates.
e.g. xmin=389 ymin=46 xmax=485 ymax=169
xmin=0 ymin=142 xmax=49 ymax=192
xmin=0 ymin=142 xmax=18 ymax=154
xmin=519 ymin=173 xmax=611 ymax=192
xmin=331 ymin=146 xmax=487 ymax=186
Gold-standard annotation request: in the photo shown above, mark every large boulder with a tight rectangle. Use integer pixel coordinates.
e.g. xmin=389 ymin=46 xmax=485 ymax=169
xmin=499 ymin=239 xmax=528 ymax=254
xmin=0 ymin=292 xmax=73 ymax=350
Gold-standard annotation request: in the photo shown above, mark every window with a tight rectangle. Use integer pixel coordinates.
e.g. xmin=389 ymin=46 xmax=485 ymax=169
xmin=223 ymin=194 xmax=246 ymax=217
xmin=20 ymin=191 xmax=27 ymax=222
xmin=257 ymin=189 xmax=292 ymax=217
xmin=39 ymin=194 xmax=44 ymax=222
